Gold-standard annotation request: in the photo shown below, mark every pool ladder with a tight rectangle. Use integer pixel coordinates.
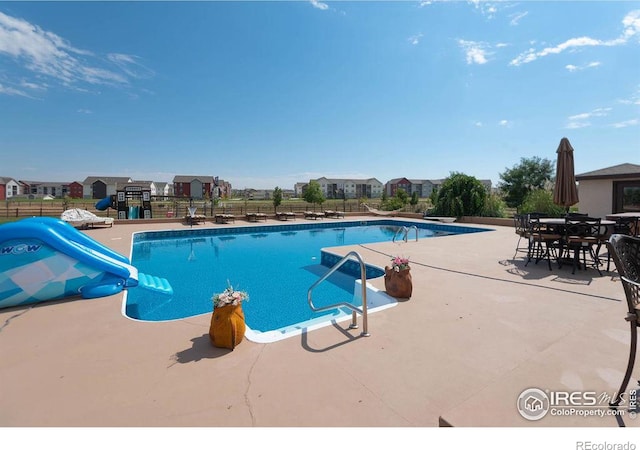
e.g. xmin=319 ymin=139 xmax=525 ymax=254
xmin=307 ymin=251 xmax=370 ymax=337
xmin=393 ymin=225 xmax=418 ymax=243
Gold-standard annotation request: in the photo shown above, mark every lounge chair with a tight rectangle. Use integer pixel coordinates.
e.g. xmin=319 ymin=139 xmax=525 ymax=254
xmin=323 ymin=210 xmax=345 ymax=219
xmin=276 ymin=212 xmax=296 ymax=221
xmin=245 ymin=212 xmax=267 ymax=222
xmin=61 ymin=208 xmax=114 ymax=229
xmin=214 ymin=213 xmax=235 ymax=224
xmin=303 ymin=211 xmax=324 ymax=220
xmin=184 ymin=207 xmax=206 ymax=225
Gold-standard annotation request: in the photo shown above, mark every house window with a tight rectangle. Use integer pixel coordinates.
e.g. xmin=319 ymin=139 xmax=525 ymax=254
xmin=614 ymin=181 xmax=640 ymax=213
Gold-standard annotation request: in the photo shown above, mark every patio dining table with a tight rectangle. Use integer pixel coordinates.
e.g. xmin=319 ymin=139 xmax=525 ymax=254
xmin=536 ymin=217 xmax=615 ymax=273
xmin=605 ymin=212 xmax=640 ymax=236
xmin=539 ymin=218 xmax=615 ymax=226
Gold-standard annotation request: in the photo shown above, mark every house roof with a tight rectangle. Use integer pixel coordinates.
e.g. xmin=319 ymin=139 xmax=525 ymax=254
xmin=316 ymin=177 xmax=383 ymax=184
xmin=0 ymin=177 xmax=17 ymax=184
xmin=575 ymin=163 xmax=640 ymax=181
xmin=83 ymin=176 xmax=133 ymax=184
xmin=173 ymin=175 xmax=215 ymax=183
xmin=18 ymin=180 xmax=73 ymax=186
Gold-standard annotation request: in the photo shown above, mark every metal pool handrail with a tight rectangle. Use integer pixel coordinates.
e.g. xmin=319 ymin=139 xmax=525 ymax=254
xmin=393 ymin=225 xmax=418 ymax=243
xmin=307 ymin=251 xmax=370 ymax=337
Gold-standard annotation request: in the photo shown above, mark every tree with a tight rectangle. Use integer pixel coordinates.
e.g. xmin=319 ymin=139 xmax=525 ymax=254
xmin=382 ymin=188 xmax=409 ymax=211
xmin=303 ymin=180 xmax=325 ymax=208
xmin=410 ymin=191 xmax=419 ymax=207
xmin=433 ymin=172 xmax=487 ymax=217
xmin=499 ymin=156 xmax=554 ymax=208
xmin=272 ymin=186 xmax=282 ymax=213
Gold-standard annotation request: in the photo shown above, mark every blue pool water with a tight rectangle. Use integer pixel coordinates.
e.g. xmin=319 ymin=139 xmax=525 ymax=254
xmin=126 ymin=220 xmax=488 ymax=339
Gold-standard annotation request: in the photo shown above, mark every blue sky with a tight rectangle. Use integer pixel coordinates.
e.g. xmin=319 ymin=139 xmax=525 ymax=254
xmin=1 ymin=1 xmax=639 ymax=190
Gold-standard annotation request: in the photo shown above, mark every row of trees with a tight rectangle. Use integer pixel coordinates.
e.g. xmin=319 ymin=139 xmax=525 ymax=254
xmin=271 ymin=156 xmax=564 ymax=218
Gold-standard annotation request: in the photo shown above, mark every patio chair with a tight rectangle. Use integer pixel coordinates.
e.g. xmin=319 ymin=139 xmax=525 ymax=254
xmin=562 ymin=217 xmax=604 ymax=275
xmin=601 ymin=217 xmax=639 ymax=271
xmin=605 ymin=234 xmax=640 ymax=408
xmin=513 ymin=214 xmax=531 ymax=258
xmin=525 ymin=216 xmax=561 ymax=271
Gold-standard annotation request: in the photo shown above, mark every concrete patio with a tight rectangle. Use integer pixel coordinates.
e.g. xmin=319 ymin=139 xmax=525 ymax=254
xmin=1 ymin=216 xmax=637 ymax=429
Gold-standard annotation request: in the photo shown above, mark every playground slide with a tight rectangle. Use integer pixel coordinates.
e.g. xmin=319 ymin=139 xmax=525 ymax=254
xmin=95 ymin=196 xmax=112 ymax=211
xmin=0 ymin=217 xmax=172 ymax=309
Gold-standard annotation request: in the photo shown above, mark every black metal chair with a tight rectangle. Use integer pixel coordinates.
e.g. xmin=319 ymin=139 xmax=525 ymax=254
xmin=606 ymin=234 xmax=640 ymax=407
xmin=525 ymin=216 xmax=561 ymax=271
xmin=602 ymin=217 xmax=639 ymax=271
xmin=513 ymin=214 xmax=531 ymax=257
xmin=563 ymin=217 xmax=604 ymax=275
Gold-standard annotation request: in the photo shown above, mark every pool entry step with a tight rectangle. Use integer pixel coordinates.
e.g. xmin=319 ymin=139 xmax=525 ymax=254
xmin=137 ymin=273 xmax=174 ymax=295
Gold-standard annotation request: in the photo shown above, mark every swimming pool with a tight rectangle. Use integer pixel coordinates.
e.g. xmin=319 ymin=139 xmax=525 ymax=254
xmin=125 ymin=219 xmax=489 ymax=342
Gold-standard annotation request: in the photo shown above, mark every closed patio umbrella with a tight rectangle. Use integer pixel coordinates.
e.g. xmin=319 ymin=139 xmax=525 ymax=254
xmin=553 ymin=137 xmax=579 ymax=211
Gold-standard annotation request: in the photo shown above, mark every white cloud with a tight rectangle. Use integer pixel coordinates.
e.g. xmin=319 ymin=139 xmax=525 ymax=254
xmin=468 ymin=0 xmax=500 ymax=19
xmin=499 ymin=119 xmax=510 ymax=127
xmin=474 ymin=121 xmax=483 ymax=127
xmin=509 ymin=11 xmax=528 ymax=26
xmin=77 ymin=109 xmax=92 ymax=114
xmin=0 ymin=82 xmax=31 ymax=97
xmin=510 ymin=10 xmax=640 ymax=66
xmin=565 ymin=107 xmax=612 ymax=128
xmin=565 ymin=121 xmax=590 ymax=129
xmin=408 ymin=33 xmax=424 ymax=45
xmin=0 ymin=11 xmax=153 ymax=96
xmin=611 ymin=119 xmax=639 ymax=128
xmin=458 ymin=39 xmax=490 ymax=64
xmin=618 ymin=88 xmax=640 ymax=105
xmin=310 ymin=0 xmax=329 ymax=11
xmin=565 ymin=61 xmax=601 ymax=72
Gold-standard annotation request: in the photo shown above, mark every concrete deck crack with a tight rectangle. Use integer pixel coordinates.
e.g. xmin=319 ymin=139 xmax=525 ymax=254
xmin=0 ymin=307 xmax=31 ymax=333
xmin=244 ymin=344 xmax=266 ymax=426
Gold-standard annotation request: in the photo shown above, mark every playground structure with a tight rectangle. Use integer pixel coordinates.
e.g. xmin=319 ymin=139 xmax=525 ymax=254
xmin=95 ymin=185 xmax=152 ymax=220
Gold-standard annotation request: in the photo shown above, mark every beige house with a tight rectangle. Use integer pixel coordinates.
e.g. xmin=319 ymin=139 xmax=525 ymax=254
xmin=575 ymin=163 xmax=640 ymax=218
xmin=314 ymin=177 xmax=384 ymax=199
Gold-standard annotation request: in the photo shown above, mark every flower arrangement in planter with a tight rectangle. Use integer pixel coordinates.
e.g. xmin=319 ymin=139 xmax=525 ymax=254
xmin=385 ymin=255 xmax=412 ymax=298
xmin=212 ymin=284 xmax=249 ymax=308
xmin=390 ymin=255 xmax=410 ymax=272
xmin=209 ymin=283 xmax=249 ymax=350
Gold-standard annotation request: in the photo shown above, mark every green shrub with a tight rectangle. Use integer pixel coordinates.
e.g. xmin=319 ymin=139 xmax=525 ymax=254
xmin=481 ymin=193 xmax=507 ymax=218
xmin=519 ymin=189 xmax=566 ymax=216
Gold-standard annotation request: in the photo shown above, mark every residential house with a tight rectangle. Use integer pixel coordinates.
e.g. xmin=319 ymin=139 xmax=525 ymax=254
xmin=575 ymin=163 xmax=640 ymax=218
xmin=314 ymin=177 xmax=384 ymax=199
xmin=0 ymin=177 xmax=21 ymax=200
xmin=82 ymin=176 xmax=133 ymax=199
xmin=172 ymin=175 xmax=216 ymax=199
xmin=153 ymin=182 xmax=172 ymax=200
xmin=19 ymin=180 xmax=71 ymax=199
xmin=386 ymin=177 xmax=492 ymax=198
xmin=294 ymin=182 xmax=306 ymax=198
xmin=68 ymin=182 xmax=83 ymax=199
xmin=214 ymin=178 xmax=232 ymax=199
xmin=386 ymin=178 xmax=439 ymax=198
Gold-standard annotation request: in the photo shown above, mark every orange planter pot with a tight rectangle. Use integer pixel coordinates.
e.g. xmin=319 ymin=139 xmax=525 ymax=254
xmin=209 ymin=304 xmax=246 ymax=350
xmin=384 ymin=266 xmax=412 ymax=298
